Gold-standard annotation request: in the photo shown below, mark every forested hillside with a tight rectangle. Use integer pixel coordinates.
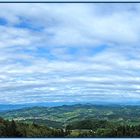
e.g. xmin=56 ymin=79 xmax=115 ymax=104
xmin=0 ymin=117 xmax=69 ymax=137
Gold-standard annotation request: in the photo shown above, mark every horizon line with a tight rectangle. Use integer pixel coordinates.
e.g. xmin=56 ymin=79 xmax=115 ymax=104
xmin=0 ymin=1 xmax=140 ymax=3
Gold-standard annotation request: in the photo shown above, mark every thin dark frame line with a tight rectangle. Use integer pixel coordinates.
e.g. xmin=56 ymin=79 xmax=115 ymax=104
xmin=0 ymin=1 xmax=140 ymax=3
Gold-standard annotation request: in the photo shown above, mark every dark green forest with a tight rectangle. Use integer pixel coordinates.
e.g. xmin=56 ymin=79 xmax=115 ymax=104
xmin=0 ymin=117 xmax=69 ymax=137
xmin=1 ymin=104 xmax=140 ymax=137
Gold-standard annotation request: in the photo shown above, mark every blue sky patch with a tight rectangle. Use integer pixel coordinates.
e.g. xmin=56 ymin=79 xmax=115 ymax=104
xmin=0 ymin=17 xmax=7 ymax=25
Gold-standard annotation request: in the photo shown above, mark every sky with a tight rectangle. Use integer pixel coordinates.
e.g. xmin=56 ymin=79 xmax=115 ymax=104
xmin=0 ymin=3 xmax=140 ymax=105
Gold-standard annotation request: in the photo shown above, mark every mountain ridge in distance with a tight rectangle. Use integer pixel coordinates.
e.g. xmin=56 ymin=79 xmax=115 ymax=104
xmin=0 ymin=100 xmax=140 ymax=112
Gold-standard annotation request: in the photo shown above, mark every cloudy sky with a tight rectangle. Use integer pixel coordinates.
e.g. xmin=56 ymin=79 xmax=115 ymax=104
xmin=0 ymin=3 xmax=140 ymax=104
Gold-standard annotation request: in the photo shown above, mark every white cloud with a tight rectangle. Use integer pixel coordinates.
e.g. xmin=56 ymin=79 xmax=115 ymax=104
xmin=0 ymin=4 xmax=140 ymax=104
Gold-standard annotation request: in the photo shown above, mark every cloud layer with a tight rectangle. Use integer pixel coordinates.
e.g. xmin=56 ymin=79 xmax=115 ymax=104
xmin=0 ymin=3 xmax=140 ymax=104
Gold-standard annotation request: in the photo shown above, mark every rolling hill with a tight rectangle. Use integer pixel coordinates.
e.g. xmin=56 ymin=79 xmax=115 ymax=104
xmin=1 ymin=104 xmax=140 ymax=128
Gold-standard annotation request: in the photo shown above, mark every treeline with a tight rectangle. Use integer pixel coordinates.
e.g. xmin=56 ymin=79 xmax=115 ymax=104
xmin=66 ymin=119 xmax=140 ymax=137
xmin=67 ymin=125 xmax=140 ymax=137
xmin=66 ymin=119 xmax=115 ymax=130
xmin=0 ymin=117 xmax=70 ymax=137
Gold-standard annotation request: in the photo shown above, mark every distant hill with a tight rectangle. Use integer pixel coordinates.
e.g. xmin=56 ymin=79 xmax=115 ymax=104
xmin=0 ymin=104 xmax=28 ymax=112
xmin=0 ymin=102 xmax=79 ymax=112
